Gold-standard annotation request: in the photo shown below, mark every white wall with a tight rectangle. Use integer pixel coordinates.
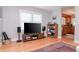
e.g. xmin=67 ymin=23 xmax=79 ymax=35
xmin=50 ymin=7 xmax=62 ymax=39
xmin=0 ymin=7 xmax=3 ymax=41
xmin=75 ymin=7 xmax=79 ymax=42
xmin=56 ymin=7 xmax=62 ymax=39
xmin=2 ymin=6 xmax=51 ymax=41
xmin=0 ymin=18 xmax=2 ymax=41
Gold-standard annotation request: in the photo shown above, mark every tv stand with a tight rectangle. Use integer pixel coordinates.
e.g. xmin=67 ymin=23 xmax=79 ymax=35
xmin=22 ymin=33 xmax=44 ymax=42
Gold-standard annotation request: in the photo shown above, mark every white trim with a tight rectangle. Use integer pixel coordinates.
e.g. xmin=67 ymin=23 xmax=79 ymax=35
xmin=11 ymin=38 xmax=18 ymax=42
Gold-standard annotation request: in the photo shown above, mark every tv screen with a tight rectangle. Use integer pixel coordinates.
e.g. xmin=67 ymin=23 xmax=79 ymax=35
xmin=24 ymin=23 xmax=41 ymax=33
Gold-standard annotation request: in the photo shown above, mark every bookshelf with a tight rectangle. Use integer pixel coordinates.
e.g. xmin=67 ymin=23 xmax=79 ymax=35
xmin=47 ymin=23 xmax=58 ymax=38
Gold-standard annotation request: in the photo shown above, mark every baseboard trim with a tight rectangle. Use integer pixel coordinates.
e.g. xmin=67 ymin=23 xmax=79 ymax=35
xmin=11 ymin=38 xmax=18 ymax=42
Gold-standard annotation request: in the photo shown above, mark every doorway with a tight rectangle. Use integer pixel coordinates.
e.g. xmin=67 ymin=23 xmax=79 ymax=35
xmin=61 ymin=6 xmax=75 ymax=42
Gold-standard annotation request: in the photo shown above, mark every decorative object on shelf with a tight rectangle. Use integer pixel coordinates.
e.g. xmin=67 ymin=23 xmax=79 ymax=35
xmin=48 ymin=16 xmax=57 ymax=24
xmin=31 ymin=34 xmax=38 ymax=40
xmin=17 ymin=27 xmax=22 ymax=42
xmin=53 ymin=16 xmax=56 ymax=20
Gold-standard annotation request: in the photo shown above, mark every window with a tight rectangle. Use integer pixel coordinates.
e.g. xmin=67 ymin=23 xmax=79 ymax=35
xmin=33 ymin=14 xmax=42 ymax=23
xmin=20 ymin=12 xmax=32 ymax=30
xmin=20 ymin=10 xmax=42 ymax=30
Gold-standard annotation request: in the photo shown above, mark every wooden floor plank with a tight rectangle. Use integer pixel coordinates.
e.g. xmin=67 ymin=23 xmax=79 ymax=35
xmin=0 ymin=37 xmax=76 ymax=52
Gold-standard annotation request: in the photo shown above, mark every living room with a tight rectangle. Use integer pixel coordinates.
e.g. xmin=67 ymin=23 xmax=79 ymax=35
xmin=0 ymin=6 xmax=79 ymax=52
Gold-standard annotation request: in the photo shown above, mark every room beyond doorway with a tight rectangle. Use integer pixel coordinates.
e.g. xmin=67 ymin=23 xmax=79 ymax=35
xmin=61 ymin=6 xmax=75 ymax=41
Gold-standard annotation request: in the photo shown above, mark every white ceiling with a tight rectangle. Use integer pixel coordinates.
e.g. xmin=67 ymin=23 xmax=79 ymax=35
xmin=34 ymin=6 xmax=75 ymax=16
xmin=34 ymin=6 xmax=58 ymax=12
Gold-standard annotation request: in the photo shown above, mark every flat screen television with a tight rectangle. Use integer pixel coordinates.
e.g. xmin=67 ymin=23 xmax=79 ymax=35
xmin=24 ymin=23 xmax=41 ymax=34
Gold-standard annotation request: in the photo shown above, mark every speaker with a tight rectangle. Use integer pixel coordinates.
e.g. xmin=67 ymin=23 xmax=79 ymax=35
xmin=17 ymin=27 xmax=22 ymax=42
xmin=17 ymin=27 xmax=21 ymax=33
xmin=42 ymin=26 xmax=46 ymax=38
xmin=42 ymin=26 xmax=46 ymax=31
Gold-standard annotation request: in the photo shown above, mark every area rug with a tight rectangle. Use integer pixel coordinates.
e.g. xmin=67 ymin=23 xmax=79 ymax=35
xmin=33 ymin=42 xmax=76 ymax=52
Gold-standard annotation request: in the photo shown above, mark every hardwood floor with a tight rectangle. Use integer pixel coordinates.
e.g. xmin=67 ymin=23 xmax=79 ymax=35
xmin=0 ymin=37 xmax=76 ymax=52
